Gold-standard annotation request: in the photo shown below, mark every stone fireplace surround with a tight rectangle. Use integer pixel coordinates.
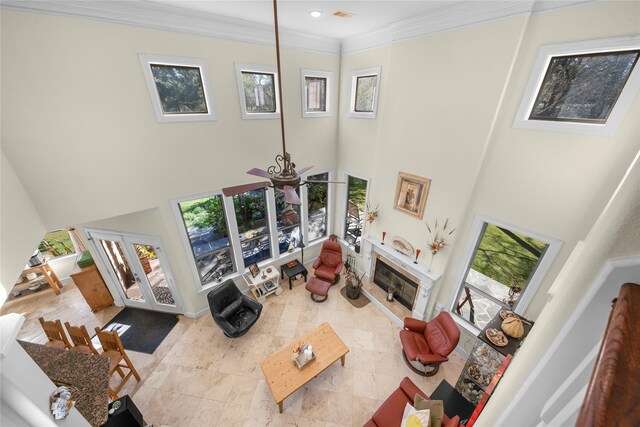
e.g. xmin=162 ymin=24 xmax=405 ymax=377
xmin=361 ymin=236 xmax=440 ymax=325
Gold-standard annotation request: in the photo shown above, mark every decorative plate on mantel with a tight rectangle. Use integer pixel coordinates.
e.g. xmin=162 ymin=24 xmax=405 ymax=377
xmin=391 ymin=236 xmax=414 ymax=256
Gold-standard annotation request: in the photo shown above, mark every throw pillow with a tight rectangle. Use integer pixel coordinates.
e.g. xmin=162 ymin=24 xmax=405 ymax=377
xmin=400 ymin=402 xmax=431 ymax=427
xmin=414 ymin=395 xmax=444 ymax=427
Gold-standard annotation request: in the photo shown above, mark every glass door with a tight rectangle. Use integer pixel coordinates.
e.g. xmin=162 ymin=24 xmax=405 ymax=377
xmin=87 ymin=230 xmax=182 ymax=314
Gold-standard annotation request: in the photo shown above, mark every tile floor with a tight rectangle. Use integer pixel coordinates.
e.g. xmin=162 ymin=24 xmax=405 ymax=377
xmin=1 ymin=275 xmax=466 ymax=427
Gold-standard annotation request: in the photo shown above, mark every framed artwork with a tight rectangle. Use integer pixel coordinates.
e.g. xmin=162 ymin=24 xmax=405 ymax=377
xmin=394 ymin=172 xmax=431 ymax=219
xmin=248 ymin=263 xmax=260 ymax=278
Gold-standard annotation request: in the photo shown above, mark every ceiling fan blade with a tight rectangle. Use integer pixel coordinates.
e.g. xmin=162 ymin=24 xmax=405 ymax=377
xmin=296 ymin=165 xmax=314 ymax=175
xmin=247 ymin=168 xmax=273 ymax=179
xmin=305 ymin=180 xmax=346 ymax=184
xmin=222 ymin=181 xmax=270 ymax=197
xmin=283 ymin=186 xmax=301 ymax=205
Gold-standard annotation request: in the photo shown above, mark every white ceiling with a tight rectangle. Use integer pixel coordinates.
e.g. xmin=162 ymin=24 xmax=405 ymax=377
xmin=150 ymin=0 xmax=472 ymax=39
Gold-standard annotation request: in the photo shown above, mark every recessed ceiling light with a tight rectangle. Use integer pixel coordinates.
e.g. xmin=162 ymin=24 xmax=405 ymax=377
xmin=309 ymin=11 xmax=322 ymax=18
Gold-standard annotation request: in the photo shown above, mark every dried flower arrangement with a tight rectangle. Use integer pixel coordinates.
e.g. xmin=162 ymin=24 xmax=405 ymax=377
xmin=366 ymin=202 xmax=379 ymax=223
xmin=426 ymin=218 xmax=456 ymax=269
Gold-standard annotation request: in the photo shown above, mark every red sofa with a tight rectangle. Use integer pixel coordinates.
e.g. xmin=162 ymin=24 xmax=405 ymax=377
xmin=364 ymin=377 xmax=462 ymax=427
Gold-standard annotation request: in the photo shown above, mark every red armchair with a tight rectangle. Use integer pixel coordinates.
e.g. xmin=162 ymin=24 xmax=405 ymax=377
xmin=312 ymin=240 xmax=343 ymax=284
xmin=399 ymin=312 xmax=460 ymax=377
xmin=364 ymin=377 xmax=461 ymax=427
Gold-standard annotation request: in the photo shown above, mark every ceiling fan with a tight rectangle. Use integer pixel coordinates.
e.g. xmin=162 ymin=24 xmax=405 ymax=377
xmin=221 ymin=0 xmax=343 ymax=205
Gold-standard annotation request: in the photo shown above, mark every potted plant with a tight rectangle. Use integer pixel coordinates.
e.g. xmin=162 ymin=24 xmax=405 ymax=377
xmin=135 ymin=245 xmax=154 ymax=275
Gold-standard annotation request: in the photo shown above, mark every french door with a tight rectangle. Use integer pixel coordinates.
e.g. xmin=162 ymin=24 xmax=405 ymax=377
xmin=86 ymin=229 xmax=183 ymax=314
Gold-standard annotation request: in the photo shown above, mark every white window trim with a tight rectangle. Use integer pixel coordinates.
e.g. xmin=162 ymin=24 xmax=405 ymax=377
xmin=170 ymin=190 xmax=238 ymax=293
xmin=138 ymin=54 xmax=217 ymax=123
xmin=234 ymin=62 xmax=280 ymax=120
xmin=347 ymin=66 xmax=382 ymax=119
xmin=301 ymin=69 xmax=333 ymax=118
xmin=340 ymin=172 xmax=370 ymax=248
xmin=448 ymin=214 xmax=563 ymax=333
xmin=513 ymin=36 xmax=640 ymax=136
xmin=301 ymin=169 xmax=335 ymax=244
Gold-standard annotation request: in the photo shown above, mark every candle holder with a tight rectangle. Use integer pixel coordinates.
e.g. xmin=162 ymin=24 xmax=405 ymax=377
xmin=414 ymin=249 xmax=421 ymax=264
xmin=381 ymin=231 xmax=386 ymax=245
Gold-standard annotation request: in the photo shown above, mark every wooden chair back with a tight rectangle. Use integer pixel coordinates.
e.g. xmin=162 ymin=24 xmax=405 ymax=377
xmin=38 ymin=317 xmax=71 ymax=349
xmin=64 ymin=322 xmax=99 ymax=355
xmin=94 ymin=327 xmax=125 ymax=354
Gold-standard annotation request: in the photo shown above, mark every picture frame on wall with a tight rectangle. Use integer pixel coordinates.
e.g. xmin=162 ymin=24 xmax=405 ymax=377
xmin=248 ymin=263 xmax=260 ymax=278
xmin=394 ymin=172 xmax=431 ymax=219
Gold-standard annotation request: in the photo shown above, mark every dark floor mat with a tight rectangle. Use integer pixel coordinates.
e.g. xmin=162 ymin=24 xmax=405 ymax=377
xmin=340 ymin=286 xmax=371 ymax=308
xmin=100 ymin=307 xmax=178 ymax=354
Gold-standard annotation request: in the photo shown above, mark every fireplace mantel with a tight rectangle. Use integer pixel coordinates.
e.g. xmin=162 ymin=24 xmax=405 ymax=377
xmin=362 ymin=236 xmax=441 ymax=322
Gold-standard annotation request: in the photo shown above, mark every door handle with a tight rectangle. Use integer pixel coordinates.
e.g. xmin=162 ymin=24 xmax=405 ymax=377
xmin=134 ymin=273 xmax=141 ymax=283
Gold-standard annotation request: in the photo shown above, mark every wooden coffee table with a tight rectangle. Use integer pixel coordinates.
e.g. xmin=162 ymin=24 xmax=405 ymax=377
xmin=260 ymin=322 xmax=349 ymax=413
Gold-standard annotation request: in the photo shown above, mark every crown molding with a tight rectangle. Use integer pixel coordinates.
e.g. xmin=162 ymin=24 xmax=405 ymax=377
xmin=341 ymin=0 xmax=599 ymax=54
xmin=0 ymin=0 xmax=342 ymax=55
xmin=2 ymin=0 xmax=600 ymax=55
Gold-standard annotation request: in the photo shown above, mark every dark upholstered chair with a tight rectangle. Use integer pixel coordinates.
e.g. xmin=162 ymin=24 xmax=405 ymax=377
xmin=312 ymin=240 xmax=343 ymax=284
xmin=399 ymin=312 xmax=461 ymax=376
xmin=207 ymin=279 xmax=262 ymax=338
xmin=364 ymin=377 xmax=462 ymax=427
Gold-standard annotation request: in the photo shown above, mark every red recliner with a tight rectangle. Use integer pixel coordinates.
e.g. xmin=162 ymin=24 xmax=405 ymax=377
xmin=364 ymin=377 xmax=462 ymax=427
xmin=312 ymin=240 xmax=343 ymax=284
xmin=399 ymin=311 xmax=461 ymax=377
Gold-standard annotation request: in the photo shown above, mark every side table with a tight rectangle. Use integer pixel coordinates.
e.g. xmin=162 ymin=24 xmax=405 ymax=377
xmin=280 ymin=259 xmax=308 ymax=290
xmin=243 ymin=266 xmax=282 ymax=302
xmin=430 ymin=380 xmax=476 ymax=425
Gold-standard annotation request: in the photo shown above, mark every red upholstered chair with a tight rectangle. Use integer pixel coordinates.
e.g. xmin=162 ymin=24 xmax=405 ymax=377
xmin=312 ymin=240 xmax=343 ymax=284
xmin=364 ymin=377 xmax=462 ymax=427
xmin=400 ymin=312 xmax=461 ymax=377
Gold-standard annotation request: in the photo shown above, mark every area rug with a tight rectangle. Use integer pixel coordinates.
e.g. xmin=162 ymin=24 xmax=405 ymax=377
xmin=97 ymin=307 xmax=178 ymax=354
xmin=339 ymin=286 xmax=370 ymax=308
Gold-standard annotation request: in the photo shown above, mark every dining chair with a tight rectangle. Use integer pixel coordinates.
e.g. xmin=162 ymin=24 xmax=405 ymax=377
xmin=64 ymin=322 xmax=100 ymax=355
xmin=38 ymin=317 xmax=72 ymax=350
xmin=94 ymin=327 xmax=140 ymax=399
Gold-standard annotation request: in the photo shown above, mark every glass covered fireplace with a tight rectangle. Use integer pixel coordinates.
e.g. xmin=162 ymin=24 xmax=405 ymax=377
xmin=373 ymin=257 xmax=418 ymax=310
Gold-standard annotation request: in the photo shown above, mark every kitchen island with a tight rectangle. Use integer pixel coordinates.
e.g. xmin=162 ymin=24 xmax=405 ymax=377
xmin=19 ymin=341 xmax=110 ymax=427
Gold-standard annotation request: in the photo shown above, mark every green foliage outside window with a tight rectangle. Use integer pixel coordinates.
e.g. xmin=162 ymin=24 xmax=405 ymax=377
xmin=151 ymin=64 xmax=208 ymax=114
xmin=179 ymin=196 xmax=228 ymax=237
xmin=470 ymin=224 xmax=548 ymax=289
xmin=242 ymin=72 xmax=276 ymax=113
xmin=308 ymin=173 xmax=328 ymax=212
xmin=347 ymin=176 xmax=368 ymax=211
xmin=38 ymin=230 xmax=75 ymax=258
xmin=233 ymin=189 xmax=267 ymax=233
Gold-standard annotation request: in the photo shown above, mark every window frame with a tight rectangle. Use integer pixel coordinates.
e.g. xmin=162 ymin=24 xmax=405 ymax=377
xmin=513 ymin=36 xmax=640 ymax=136
xmin=171 ymin=190 xmax=238 ymax=292
xmin=302 ymin=169 xmax=334 ymax=244
xmin=138 ymin=54 xmax=217 ymax=123
xmin=300 ymin=69 xmax=333 ymax=118
xmin=340 ymin=172 xmax=370 ymax=248
xmin=38 ymin=230 xmax=77 ymax=261
xmin=347 ymin=66 xmax=382 ymax=119
xmin=234 ymin=62 xmax=280 ymax=120
xmin=449 ymin=214 xmax=563 ymax=334
xmin=231 ymin=187 xmax=273 ymax=268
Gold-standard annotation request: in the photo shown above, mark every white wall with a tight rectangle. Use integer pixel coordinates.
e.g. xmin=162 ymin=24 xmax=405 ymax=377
xmin=0 ymin=10 xmax=340 ymax=231
xmin=1 ymin=10 xmax=339 ymax=313
xmin=479 ymin=147 xmax=640 ymax=425
xmin=334 ymin=1 xmax=639 ymax=328
xmin=0 ymin=152 xmax=47 ymax=305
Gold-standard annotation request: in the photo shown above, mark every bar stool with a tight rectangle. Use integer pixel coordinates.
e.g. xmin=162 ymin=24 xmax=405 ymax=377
xmin=94 ymin=327 xmax=140 ymax=399
xmin=64 ymin=322 xmax=100 ymax=356
xmin=38 ymin=317 xmax=72 ymax=350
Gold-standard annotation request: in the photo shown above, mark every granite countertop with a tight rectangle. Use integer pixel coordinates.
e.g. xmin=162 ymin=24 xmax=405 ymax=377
xmin=19 ymin=341 xmax=110 ymax=427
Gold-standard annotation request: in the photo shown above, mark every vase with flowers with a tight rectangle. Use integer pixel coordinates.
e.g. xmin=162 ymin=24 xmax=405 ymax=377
xmin=426 ymin=218 xmax=456 ymax=271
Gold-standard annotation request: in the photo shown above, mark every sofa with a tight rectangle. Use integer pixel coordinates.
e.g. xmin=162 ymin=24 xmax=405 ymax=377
xmin=364 ymin=377 xmax=462 ymax=427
